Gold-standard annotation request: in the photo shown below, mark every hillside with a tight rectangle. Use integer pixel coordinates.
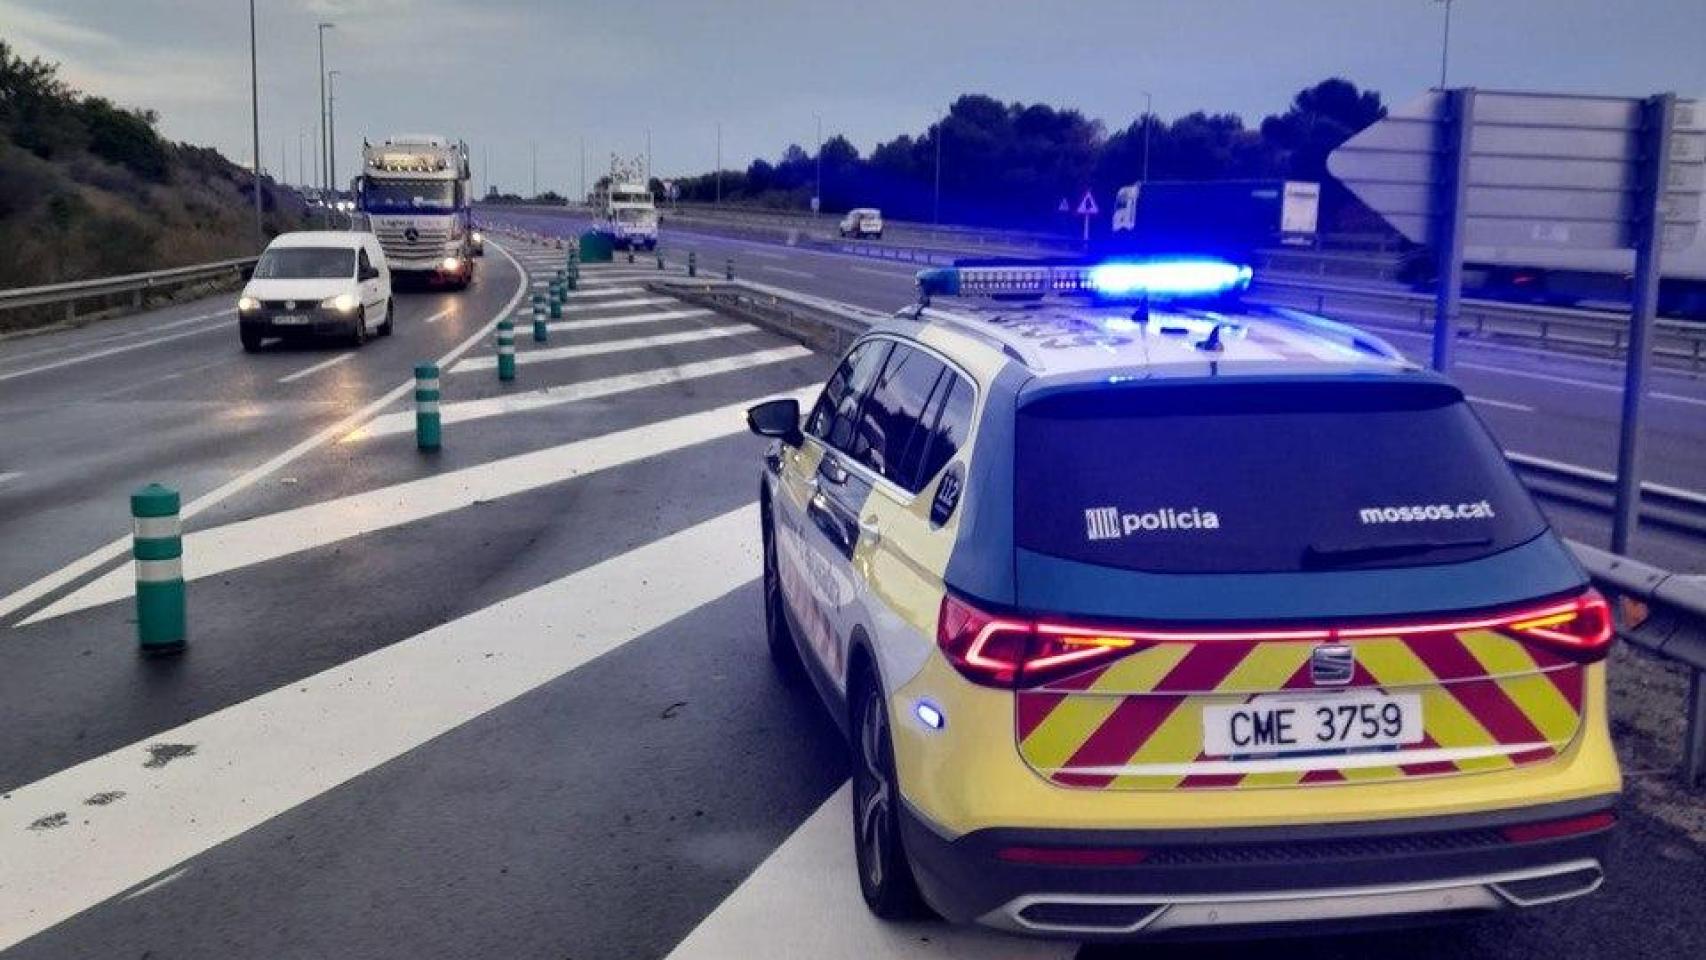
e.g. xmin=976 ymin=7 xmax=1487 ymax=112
xmin=0 ymin=38 xmax=307 ymax=291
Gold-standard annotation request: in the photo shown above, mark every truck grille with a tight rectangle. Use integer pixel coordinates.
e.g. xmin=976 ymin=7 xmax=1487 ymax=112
xmin=374 ymin=223 xmax=452 ymax=259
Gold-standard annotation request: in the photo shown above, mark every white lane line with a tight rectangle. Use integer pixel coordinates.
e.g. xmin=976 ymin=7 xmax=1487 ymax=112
xmin=852 ymin=264 xmax=917 ymax=278
xmin=564 ymin=286 xmax=644 ymax=299
xmin=1467 ymin=395 xmax=1535 ymax=413
xmin=346 ymin=345 xmax=812 ymax=440
xmin=761 ymin=265 xmax=816 ymax=279
xmin=421 ymin=307 xmax=454 ymax=325
xmin=555 ymin=296 xmax=676 ymax=312
xmin=0 ymin=242 xmax=530 ymax=624
xmin=1654 ymin=390 xmax=1706 ymax=409
xmin=0 ymin=507 xmax=761 ymax=950
xmin=453 ymin=323 xmax=754 ymax=373
xmin=664 ymin=784 xmax=1070 ymax=960
xmin=1455 ymin=359 xmax=1706 ymax=408
xmin=543 ymin=309 xmax=712 ymax=335
xmin=745 ymin=249 xmax=790 ymax=261
xmin=276 ymin=352 xmax=354 ymax=384
xmin=0 ymin=308 xmax=235 ymax=367
xmin=24 ymin=389 xmax=811 ymax=625
xmin=0 ymin=313 xmax=236 ymax=385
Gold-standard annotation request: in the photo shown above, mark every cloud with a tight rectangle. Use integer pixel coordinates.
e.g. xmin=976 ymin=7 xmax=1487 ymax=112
xmin=0 ymin=1 xmax=242 ymax=110
xmin=0 ymin=0 xmax=119 ymax=49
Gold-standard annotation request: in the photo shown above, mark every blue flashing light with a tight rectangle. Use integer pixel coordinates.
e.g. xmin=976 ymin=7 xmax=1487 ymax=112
xmin=914 ymin=700 xmax=945 ymax=730
xmin=1087 ymin=260 xmax=1253 ymax=298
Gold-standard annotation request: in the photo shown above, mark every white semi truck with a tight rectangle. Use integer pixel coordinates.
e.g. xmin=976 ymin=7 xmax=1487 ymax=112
xmin=356 ymin=135 xmax=475 ymax=289
xmin=595 ymin=156 xmax=659 ymax=250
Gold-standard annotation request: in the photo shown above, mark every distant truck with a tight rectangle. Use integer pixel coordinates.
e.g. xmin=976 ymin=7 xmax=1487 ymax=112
xmin=1109 ymin=180 xmax=1319 ymax=256
xmin=355 ymin=135 xmax=475 ymax=289
xmin=594 ymin=158 xmax=659 ymax=250
xmin=1423 ymin=231 xmax=1706 ymax=320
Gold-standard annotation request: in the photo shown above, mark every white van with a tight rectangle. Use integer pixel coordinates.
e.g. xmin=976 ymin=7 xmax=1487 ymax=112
xmin=838 ymin=208 xmax=884 ymax=240
xmin=237 ymin=231 xmax=393 ymax=351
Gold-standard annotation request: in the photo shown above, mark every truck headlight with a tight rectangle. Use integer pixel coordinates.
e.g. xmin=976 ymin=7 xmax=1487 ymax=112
xmin=238 ymin=296 xmax=260 ymax=312
xmin=471 ymin=231 xmax=484 ymax=243
xmin=320 ymin=293 xmax=360 ymax=312
xmin=442 ymin=256 xmax=462 ymax=272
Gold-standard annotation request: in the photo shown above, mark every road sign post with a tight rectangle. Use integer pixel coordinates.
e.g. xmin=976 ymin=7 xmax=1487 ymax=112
xmin=1612 ymin=93 xmax=1679 ymax=555
xmin=1432 ymin=88 xmax=1476 ymax=372
xmin=1076 ymin=190 xmax=1099 ymax=248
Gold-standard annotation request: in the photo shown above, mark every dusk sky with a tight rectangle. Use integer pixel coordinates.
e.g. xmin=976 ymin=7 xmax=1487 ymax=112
xmin=4 ymin=0 xmax=1704 ymax=194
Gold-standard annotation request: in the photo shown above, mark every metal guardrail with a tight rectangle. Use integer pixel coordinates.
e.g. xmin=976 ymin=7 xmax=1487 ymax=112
xmin=661 ymin=274 xmax=1706 ymax=788
xmin=1251 ymin=275 xmax=1706 ymax=367
xmin=0 ymin=257 xmax=259 ymax=328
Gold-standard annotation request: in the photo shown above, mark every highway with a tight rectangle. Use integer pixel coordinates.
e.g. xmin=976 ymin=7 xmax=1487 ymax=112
xmin=0 ymin=235 xmax=1702 ymax=958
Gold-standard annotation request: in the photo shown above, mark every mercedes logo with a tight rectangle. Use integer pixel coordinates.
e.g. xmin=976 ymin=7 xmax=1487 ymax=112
xmin=285 ymin=300 xmax=296 ymax=310
xmin=403 ymin=227 xmax=420 ymax=242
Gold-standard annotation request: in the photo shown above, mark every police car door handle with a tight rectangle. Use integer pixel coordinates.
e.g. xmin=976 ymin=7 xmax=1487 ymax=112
xmin=819 ymin=458 xmax=849 ymax=485
xmin=858 ymin=515 xmax=881 ymax=542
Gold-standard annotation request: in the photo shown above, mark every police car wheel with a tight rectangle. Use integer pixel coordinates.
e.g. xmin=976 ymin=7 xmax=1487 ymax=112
xmin=761 ymin=506 xmax=803 ymax=679
xmin=852 ymin=672 xmax=929 ymax=919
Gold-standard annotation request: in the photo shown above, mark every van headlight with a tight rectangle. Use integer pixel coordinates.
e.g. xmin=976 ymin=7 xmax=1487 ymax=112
xmin=321 ymin=293 xmax=360 ymax=312
xmin=238 ymin=296 xmax=261 ymax=312
xmin=442 ymin=256 xmax=462 ymax=272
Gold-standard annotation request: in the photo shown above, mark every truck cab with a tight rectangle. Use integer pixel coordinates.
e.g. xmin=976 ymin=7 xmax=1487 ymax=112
xmin=356 ymin=135 xmax=476 ymax=290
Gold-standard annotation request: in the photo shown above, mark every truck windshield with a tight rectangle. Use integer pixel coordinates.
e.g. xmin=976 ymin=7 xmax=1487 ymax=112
xmin=615 ymin=208 xmax=654 ymax=223
xmin=363 ymin=179 xmax=456 ymax=213
xmin=253 ymin=247 xmax=355 ymax=280
xmin=1014 ymin=380 xmax=1547 ymax=574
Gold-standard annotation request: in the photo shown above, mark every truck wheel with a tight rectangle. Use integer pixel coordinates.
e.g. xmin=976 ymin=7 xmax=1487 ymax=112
xmin=378 ymin=299 xmax=394 ymax=336
xmin=240 ymin=328 xmax=263 ymax=352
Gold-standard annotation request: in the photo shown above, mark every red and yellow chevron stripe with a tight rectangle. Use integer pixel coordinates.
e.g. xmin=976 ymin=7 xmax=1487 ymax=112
xmin=1016 ymin=627 xmax=1583 ymax=791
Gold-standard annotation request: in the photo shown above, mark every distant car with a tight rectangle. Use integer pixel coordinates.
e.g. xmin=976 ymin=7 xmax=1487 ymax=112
xmin=238 ymin=231 xmax=392 ymax=352
xmin=839 ymin=208 xmax=884 ymax=240
xmin=468 ymin=228 xmax=485 ymax=257
xmin=747 ymin=256 xmax=1619 ymax=940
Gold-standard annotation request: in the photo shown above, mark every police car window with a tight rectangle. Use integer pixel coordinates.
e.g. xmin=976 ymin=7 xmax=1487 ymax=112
xmin=1014 ymin=380 xmax=1547 ymax=574
xmin=806 ymin=340 xmax=892 ymax=450
xmin=912 ymin=374 xmax=973 ymax=489
xmin=849 ymin=345 xmax=946 ymax=489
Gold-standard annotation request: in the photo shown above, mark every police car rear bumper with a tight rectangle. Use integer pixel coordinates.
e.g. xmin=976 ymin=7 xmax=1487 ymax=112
xmin=899 ymin=795 xmax=1614 ymax=940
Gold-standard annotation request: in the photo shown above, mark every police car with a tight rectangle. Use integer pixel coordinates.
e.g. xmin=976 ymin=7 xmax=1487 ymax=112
xmin=745 ymin=257 xmax=1619 ymax=939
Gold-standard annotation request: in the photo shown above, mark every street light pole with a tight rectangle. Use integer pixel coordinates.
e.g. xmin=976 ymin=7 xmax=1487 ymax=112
xmin=327 ymin=70 xmax=341 ymax=195
xmin=530 ymin=141 xmax=537 ymax=197
xmin=579 ymin=136 xmax=586 ymax=203
xmin=814 ymin=112 xmax=822 ymax=217
xmin=1436 ymin=0 xmax=1454 ymax=88
xmin=317 ymin=22 xmax=333 ymax=192
xmin=715 ymin=122 xmax=722 ymax=205
xmin=1140 ymin=90 xmax=1154 ymax=182
xmin=933 ymin=111 xmax=943 ymax=225
xmin=248 ymin=0 xmax=263 ymax=249
xmin=298 ymin=130 xmax=305 ymax=190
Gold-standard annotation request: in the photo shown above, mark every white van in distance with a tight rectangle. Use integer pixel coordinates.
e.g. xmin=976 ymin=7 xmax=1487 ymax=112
xmin=237 ymin=232 xmax=393 ymax=352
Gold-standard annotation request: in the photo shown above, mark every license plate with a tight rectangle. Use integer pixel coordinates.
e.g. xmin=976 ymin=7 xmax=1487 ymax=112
xmin=1202 ymin=692 xmax=1423 ymax=758
xmin=272 ymin=314 xmax=309 ymax=326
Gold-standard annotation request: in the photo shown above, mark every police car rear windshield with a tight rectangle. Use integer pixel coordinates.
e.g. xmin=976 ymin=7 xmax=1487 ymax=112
xmin=1014 ymin=380 xmax=1546 ymax=574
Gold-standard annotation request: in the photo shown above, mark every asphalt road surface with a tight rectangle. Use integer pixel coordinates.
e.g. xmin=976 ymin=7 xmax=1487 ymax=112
xmin=0 ymin=238 xmax=1701 ymax=959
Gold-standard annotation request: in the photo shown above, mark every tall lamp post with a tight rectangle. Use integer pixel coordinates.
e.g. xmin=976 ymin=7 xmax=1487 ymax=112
xmin=327 ymin=69 xmax=342 ymax=196
xmin=317 ymin=22 xmax=334 ymax=192
xmin=813 ymin=112 xmax=822 ymax=217
xmin=1436 ymin=0 xmax=1455 ymax=88
xmin=933 ymin=110 xmax=944 ymax=225
xmin=248 ymin=0 xmax=263 ymax=248
xmin=1140 ymin=90 xmax=1154 ymax=182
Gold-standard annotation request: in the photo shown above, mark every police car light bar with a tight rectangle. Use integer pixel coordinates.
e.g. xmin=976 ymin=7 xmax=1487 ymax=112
xmin=916 ymin=257 xmax=1254 ymax=301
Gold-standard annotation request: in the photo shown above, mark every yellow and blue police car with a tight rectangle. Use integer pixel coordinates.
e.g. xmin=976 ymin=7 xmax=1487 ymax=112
xmin=745 ymin=258 xmax=1619 ymax=939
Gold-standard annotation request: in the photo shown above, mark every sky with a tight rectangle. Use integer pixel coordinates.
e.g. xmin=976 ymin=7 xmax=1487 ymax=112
xmin=4 ymin=0 xmax=1704 ymax=196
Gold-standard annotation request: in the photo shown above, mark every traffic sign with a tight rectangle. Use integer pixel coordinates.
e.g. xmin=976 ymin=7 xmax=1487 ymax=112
xmin=1076 ymin=191 xmax=1099 ymax=216
xmin=1057 ymin=197 xmax=1070 ymax=214
xmin=1328 ymin=90 xmax=1703 ymax=255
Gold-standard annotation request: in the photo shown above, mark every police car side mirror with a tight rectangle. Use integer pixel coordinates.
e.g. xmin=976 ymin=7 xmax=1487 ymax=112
xmin=747 ymin=398 xmax=803 ymax=446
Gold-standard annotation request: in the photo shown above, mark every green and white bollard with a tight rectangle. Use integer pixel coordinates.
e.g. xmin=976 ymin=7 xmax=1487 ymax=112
xmin=688 ymin=251 xmax=697 ymax=277
xmin=627 ymin=249 xmax=635 ymax=264
xmin=657 ymin=248 xmax=665 ymax=270
xmin=532 ymin=305 xmax=548 ymax=343
xmin=131 ymin=483 xmax=185 ymax=654
xmin=415 ymin=362 xmax=441 ymax=451
xmin=496 ymin=320 xmax=516 ymax=381
xmin=725 ymin=257 xmax=734 ymax=281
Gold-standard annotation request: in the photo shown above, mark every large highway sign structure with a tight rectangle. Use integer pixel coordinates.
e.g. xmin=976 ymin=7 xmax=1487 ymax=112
xmin=1330 ymin=88 xmax=1705 ymax=554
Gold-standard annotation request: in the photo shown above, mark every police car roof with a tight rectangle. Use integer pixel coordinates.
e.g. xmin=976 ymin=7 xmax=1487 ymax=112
xmin=900 ymin=296 xmax=1418 ymax=383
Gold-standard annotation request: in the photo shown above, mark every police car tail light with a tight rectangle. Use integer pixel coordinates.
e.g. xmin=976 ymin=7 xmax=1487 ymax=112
xmin=937 ymin=596 xmax=1141 ymax=689
xmin=1503 ymin=590 xmax=1613 ymax=662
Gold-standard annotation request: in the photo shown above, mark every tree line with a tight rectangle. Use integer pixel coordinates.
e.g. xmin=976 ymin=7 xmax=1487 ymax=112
xmin=663 ymin=78 xmax=1388 ymax=234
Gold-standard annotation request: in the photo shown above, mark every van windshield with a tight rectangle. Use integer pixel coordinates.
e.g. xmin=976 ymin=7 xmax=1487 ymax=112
xmin=253 ymin=247 xmax=356 ymax=280
xmin=1014 ymin=380 xmax=1547 ymax=574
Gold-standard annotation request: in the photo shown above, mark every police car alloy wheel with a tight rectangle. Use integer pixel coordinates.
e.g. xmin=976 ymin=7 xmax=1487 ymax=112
xmin=852 ymin=672 xmax=927 ymax=919
xmin=761 ymin=505 xmax=802 ymax=678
